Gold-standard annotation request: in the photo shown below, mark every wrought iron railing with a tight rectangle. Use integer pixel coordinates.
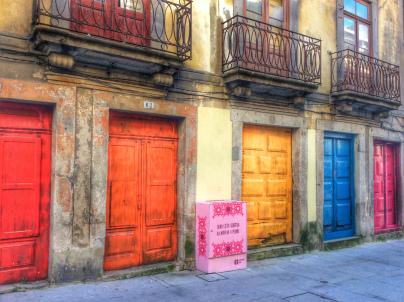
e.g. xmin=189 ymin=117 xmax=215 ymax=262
xmin=222 ymin=15 xmax=321 ymax=85
xmin=34 ymin=0 xmax=192 ymax=61
xmin=331 ymin=49 xmax=400 ymax=103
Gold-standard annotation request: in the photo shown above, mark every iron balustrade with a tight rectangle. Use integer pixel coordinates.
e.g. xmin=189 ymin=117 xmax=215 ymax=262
xmin=222 ymin=15 xmax=321 ymax=85
xmin=331 ymin=49 xmax=400 ymax=103
xmin=34 ymin=0 xmax=192 ymax=61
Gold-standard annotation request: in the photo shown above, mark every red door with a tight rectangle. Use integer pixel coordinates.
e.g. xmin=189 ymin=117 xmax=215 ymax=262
xmin=104 ymin=112 xmax=177 ymax=271
xmin=70 ymin=0 xmax=150 ymax=44
xmin=374 ymin=141 xmax=400 ymax=233
xmin=0 ymin=102 xmax=52 ymax=285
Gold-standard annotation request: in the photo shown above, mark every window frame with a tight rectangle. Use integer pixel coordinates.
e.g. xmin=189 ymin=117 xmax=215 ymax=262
xmin=342 ymin=0 xmax=373 ymax=56
xmin=242 ymin=0 xmax=290 ymax=29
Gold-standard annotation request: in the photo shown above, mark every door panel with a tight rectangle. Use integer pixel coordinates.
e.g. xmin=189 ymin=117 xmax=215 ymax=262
xmin=385 ymin=145 xmax=396 ymax=228
xmin=143 ymin=140 xmax=177 ymax=264
xmin=105 ymin=113 xmax=177 ymax=271
xmin=104 ymin=138 xmax=141 ymax=270
xmin=323 ymin=138 xmax=334 ymax=233
xmin=374 ymin=142 xmax=399 ymax=233
xmin=242 ymin=125 xmax=292 ymax=248
xmin=323 ymin=133 xmax=354 ymax=241
xmin=0 ymin=102 xmax=51 ymax=285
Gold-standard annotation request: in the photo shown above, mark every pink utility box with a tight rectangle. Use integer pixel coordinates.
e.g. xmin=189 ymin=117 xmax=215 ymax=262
xmin=196 ymin=200 xmax=247 ymax=273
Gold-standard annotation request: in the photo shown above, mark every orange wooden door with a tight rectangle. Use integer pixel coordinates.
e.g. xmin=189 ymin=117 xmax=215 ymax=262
xmin=0 ymin=102 xmax=52 ymax=285
xmin=104 ymin=137 xmax=142 ymax=270
xmin=142 ymin=139 xmax=177 ymax=264
xmin=242 ymin=125 xmax=292 ymax=248
xmin=105 ymin=113 xmax=177 ymax=271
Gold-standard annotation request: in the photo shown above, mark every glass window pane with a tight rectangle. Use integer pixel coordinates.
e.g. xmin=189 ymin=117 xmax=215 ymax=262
xmin=356 ymin=2 xmax=369 ymax=20
xmin=358 ymin=23 xmax=369 ymax=54
xmin=344 ymin=17 xmax=356 ymax=49
xmin=119 ymin=0 xmax=143 ymax=12
xmin=246 ymin=0 xmax=263 ymax=15
xmin=269 ymin=0 xmax=284 ymax=27
xmin=344 ymin=0 xmax=355 ymax=14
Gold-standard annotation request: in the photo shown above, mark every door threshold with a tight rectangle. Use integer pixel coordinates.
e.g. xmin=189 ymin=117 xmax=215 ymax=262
xmin=101 ymin=261 xmax=177 ymax=282
xmin=0 ymin=280 xmax=48 ymax=295
xmin=323 ymin=236 xmax=362 ymax=251
xmin=247 ymin=243 xmax=303 ymax=261
xmin=324 ymin=236 xmax=360 ymax=243
xmin=375 ymin=230 xmax=403 ymax=241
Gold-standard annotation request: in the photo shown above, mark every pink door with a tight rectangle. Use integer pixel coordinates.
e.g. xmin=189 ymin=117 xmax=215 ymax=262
xmin=374 ymin=142 xmax=400 ymax=233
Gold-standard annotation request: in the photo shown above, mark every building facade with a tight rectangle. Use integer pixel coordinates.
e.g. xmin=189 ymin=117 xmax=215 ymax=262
xmin=0 ymin=0 xmax=403 ymax=285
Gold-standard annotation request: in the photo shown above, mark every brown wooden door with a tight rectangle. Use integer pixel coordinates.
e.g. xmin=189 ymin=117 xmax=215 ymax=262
xmin=143 ymin=140 xmax=177 ymax=264
xmin=104 ymin=113 xmax=177 ymax=271
xmin=104 ymin=137 xmax=142 ymax=270
xmin=242 ymin=0 xmax=289 ymax=76
xmin=242 ymin=125 xmax=292 ymax=248
xmin=0 ymin=102 xmax=52 ymax=285
xmin=70 ymin=0 xmax=151 ymax=44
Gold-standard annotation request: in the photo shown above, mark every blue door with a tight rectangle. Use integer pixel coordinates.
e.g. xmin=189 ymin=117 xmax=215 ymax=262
xmin=323 ymin=132 xmax=355 ymax=241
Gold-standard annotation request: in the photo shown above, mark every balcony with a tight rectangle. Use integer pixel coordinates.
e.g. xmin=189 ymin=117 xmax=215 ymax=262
xmin=33 ymin=0 xmax=192 ymax=84
xmin=331 ymin=49 xmax=401 ymax=115
xmin=222 ymin=15 xmax=321 ymax=99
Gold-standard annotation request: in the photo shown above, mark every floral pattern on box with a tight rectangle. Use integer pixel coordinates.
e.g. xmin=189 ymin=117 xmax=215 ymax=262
xmin=212 ymin=202 xmax=244 ymax=218
xmin=197 ymin=216 xmax=207 ymax=257
xmin=211 ymin=240 xmax=244 ymax=258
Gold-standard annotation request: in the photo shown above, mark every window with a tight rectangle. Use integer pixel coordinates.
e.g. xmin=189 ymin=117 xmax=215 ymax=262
xmin=119 ymin=0 xmax=144 ymax=13
xmin=244 ymin=0 xmax=288 ymax=28
xmin=343 ymin=0 xmax=371 ymax=55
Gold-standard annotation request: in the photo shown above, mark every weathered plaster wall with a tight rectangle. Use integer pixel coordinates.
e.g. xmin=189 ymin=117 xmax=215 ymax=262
xmin=299 ymin=0 xmax=337 ymax=94
xmin=185 ymin=0 xmax=215 ymax=73
xmin=307 ymin=128 xmax=317 ymax=223
xmin=378 ymin=0 xmax=401 ymax=65
xmin=196 ymin=106 xmax=232 ymax=201
xmin=0 ymin=0 xmax=33 ymax=36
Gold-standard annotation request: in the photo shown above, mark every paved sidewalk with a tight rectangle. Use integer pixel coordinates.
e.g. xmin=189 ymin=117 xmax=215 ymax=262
xmin=2 ymin=240 xmax=404 ymax=302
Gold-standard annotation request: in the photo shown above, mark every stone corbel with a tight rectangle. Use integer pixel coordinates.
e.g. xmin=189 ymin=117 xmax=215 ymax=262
xmin=292 ymin=96 xmax=305 ymax=108
xmin=48 ymin=53 xmax=75 ymax=70
xmin=152 ymin=73 xmax=174 ymax=87
xmin=335 ymin=102 xmax=353 ymax=113
xmin=230 ymin=86 xmax=252 ymax=98
xmin=373 ymin=111 xmax=390 ymax=120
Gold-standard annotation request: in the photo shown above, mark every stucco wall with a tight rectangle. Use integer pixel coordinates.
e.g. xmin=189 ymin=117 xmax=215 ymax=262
xmin=185 ymin=0 xmax=215 ymax=73
xmin=299 ymin=0 xmax=337 ymax=94
xmin=0 ymin=0 xmax=33 ymax=36
xmin=196 ymin=106 xmax=232 ymax=201
xmin=378 ymin=0 xmax=401 ymax=65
